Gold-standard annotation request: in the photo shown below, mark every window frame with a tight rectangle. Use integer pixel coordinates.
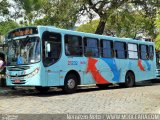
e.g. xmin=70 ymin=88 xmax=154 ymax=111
xmin=139 ymin=44 xmax=149 ymax=60
xmin=114 ymin=41 xmax=127 ymax=59
xmin=100 ymin=39 xmax=113 ymax=58
xmin=83 ymin=37 xmax=99 ymax=58
xmin=42 ymin=31 xmax=62 ymax=67
xmin=127 ymin=43 xmax=139 ymax=60
xmin=148 ymin=45 xmax=154 ymax=60
xmin=64 ymin=34 xmax=83 ymax=57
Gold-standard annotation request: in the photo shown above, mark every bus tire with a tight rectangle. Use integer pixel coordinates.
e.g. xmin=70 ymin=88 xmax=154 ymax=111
xmin=35 ymin=86 xmax=49 ymax=93
xmin=63 ymin=74 xmax=78 ymax=94
xmin=125 ymin=72 xmax=135 ymax=87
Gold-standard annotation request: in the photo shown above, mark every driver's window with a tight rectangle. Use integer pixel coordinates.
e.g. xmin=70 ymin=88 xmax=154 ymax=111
xmin=42 ymin=31 xmax=61 ymax=67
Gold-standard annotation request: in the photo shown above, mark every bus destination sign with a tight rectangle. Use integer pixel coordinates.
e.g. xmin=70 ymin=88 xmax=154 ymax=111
xmin=7 ymin=27 xmax=38 ymax=39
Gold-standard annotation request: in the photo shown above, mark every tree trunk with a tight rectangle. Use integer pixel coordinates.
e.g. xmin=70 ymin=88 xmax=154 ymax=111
xmin=95 ymin=18 xmax=106 ymax=35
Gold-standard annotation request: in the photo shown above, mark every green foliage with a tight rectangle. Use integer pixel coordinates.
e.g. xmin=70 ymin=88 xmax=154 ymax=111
xmin=155 ymin=11 xmax=160 ymax=50
xmin=155 ymin=11 xmax=160 ymax=30
xmin=77 ymin=12 xmax=153 ymax=38
xmin=76 ymin=20 xmax=99 ymax=33
xmin=13 ymin=0 xmax=159 ymax=36
xmin=77 ymin=0 xmax=160 ymax=35
xmin=15 ymin=0 xmax=44 ymax=24
xmin=106 ymin=12 xmax=154 ymax=38
xmin=155 ymin=34 xmax=160 ymax=50
xmin=18 ymin=0 xmax=80 ymax=28
xmin=1 ymin=0 xmax=159 ymax=39
xmin=0 ymin=20 xmax=19 ymax=35
xmin=0 ymin=0 xmax=9 ymax=16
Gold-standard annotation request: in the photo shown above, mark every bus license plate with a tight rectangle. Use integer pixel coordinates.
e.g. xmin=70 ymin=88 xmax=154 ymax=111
xmin=14 ymin=80 xmax=21 ymax=83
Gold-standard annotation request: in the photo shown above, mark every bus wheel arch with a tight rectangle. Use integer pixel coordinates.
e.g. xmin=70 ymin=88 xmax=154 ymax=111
xmin=125 ymin=70 xmax=135 ymax=87
xmin=65 ymin=70 xmax=81 ymax=85
xmin=63 ymin=70 xmax=81 ymax=93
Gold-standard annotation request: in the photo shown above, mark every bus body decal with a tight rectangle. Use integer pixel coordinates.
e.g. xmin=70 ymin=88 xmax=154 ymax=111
xmin=138 ymin=59 xmax=151 ymax=71
xmin=86 ymin=58 xmax=110 ymax=84
xmin=138 ymin=59 xmax=145 ymax=71
xmin=101 ymin=58 xmax=121 ymax=82
xmin=144 ymin=60 xmax=151 ymax=71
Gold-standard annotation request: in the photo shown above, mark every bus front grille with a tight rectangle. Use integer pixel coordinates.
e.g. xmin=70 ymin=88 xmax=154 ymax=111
xmin=11 ymin=80 xmax=26 ymax=84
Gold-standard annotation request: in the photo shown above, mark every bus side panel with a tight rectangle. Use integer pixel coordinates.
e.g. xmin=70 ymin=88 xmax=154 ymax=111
xmin=51 ymin=56 xmax=89 ymax=86
xmin=99 ymin=58 xmax=121 ymax=84
xmin=83 ymin=58 xmax=119 ymax=85
xmin=64 ymin=57 xmax=93 ymax=85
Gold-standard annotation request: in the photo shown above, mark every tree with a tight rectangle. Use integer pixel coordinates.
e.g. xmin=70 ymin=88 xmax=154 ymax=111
xmin=14 ymin=0 xmax=160 ymax=36
xmin=16 ymin=0 xmax=81 ymax=28
xmin=14 ymin=0 xmax=43 ymax=25
xmin=77 ymin=12 xmax=153 ymax=38
xmin=79 ymin=0 xmax=160 ymax=35
xmin=76 ymin=20 xmax=99 ymax=33
xmin=0 ymin=0 xmax=9 ymax=17
xmin=104 ymin=11 xmax=154 ymax=38
xmin=155 ymin=11 xmax=160 ymax=30
xmin=155 ymin=11 xmax=160 ymax=50
xmin=0 ymin=20 xmax=19 ymax=36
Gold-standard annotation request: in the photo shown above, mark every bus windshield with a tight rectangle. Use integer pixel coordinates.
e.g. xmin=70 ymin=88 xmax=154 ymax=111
xmin=7 ymin=37 xmax=40 ymax=66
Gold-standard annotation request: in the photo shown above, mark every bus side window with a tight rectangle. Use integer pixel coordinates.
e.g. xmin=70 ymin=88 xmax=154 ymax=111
xmin=84 ymin=37 xmax=99 ymax=57
xmin=114 ymin=42 xmax=127 ymax=59
xmin=148 ymin=45 xmax=154 ymax=60
xmin=140 ymin=44 xmax=148 ymax=60
xmin=65 ymin=35 xmax=82 ymax=56
xmin=100 ymin=40 xmax=113 ymax=58
xmin=42 ymin=31 xmax=61 ymax=67
xmin=128 ymin=43 xmax=138 ymax=59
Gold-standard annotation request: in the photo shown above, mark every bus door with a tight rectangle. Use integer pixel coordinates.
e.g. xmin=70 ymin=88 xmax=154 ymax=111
xmin=42 ymin=31 xmax=62 ymax=86
xmin=46 ymin=66 xmax=60 ymax=86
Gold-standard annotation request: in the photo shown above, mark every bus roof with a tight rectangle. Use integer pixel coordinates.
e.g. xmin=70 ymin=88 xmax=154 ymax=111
xmin=37 ymin=25 xmax=154 ymax=45
xmin=7 ymin=25 xmax=154 ymax=45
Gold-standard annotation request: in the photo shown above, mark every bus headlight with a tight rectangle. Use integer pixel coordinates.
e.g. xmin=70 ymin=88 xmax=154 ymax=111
xmin=26 ymin=68 xmax=39 ymax=78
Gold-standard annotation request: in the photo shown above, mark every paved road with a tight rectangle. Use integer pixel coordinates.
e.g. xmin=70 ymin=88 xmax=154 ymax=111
xmin=0 ymin=81 xmax=160 ymax=114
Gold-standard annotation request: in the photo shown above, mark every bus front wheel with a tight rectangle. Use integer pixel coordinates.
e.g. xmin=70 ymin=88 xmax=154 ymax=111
xmin=125 ymin=72 xmax=135 ymax=87
xmin=35 ymin=86 xmax=50 ymax=93
xmin=63 ymin=74 xmax=78 ymax=94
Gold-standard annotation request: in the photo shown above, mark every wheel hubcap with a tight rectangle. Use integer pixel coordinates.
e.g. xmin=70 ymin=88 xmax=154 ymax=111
xmin=67 ymin=79 xmax=75 ymax=89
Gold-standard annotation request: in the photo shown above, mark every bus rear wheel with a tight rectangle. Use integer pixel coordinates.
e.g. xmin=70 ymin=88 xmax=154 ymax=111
xmin=63 ymin=74 xmax=78 ymax=94
xmin=125 ymin=72 xmax=135 ymax=87
xmin=35 ymin=86 xmax=50 ymax=93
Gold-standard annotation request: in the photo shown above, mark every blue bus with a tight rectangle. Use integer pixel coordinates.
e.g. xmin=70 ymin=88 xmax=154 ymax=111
xmin=6 ymin=26 xmax=156 ymax=93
